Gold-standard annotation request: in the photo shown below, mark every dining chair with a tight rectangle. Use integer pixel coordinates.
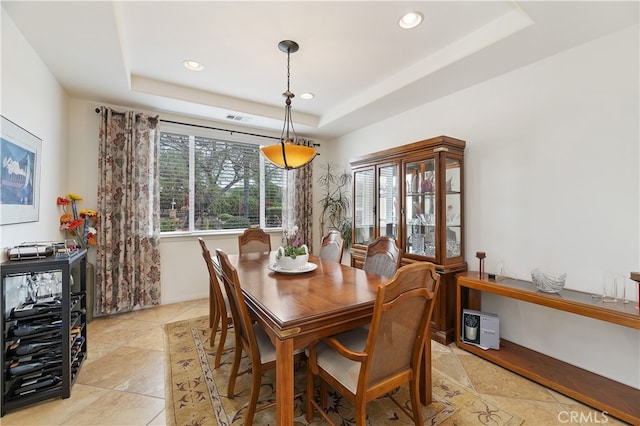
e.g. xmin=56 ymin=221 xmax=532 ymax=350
xmin=362 ymin=236 xmax=403 ymax=277
xmin=215 ymin=248 xmax=304 ymax=426
xmin=305 ymin=262 xmax=441 ymax=426
xmin=238 ymin=227 xmax=272 ymax=254
xmin=318 ymin=230 xmax=345 ymax=263
xmin=198 ymin=238 xmax=234 ymax=368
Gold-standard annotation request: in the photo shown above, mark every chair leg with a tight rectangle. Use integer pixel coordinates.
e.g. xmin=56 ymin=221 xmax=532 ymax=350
xmin=409 ymin=379 xmax=423 ymax=425
xmin=214 ymin=317 xmax=229 ymax=368
xmin=320 ymin=379 xmax=328 ymax=408
xmin=355 ymin=399 xmax=367 ymax=426
xmin=227 ymin=342 xmax=242 ymax=398
xmin=209 ymin=287 xmax=214 ymax=328
xmin=209 ymin=309 xmax=220 ymax=347
xmin=244 ymin=366 xmax=261 ymax=426
xmin=305 ymin=364 xmax=315 ymax=422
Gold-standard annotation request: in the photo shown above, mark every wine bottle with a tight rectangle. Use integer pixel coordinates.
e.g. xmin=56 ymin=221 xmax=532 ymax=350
xmin=8 ymin=321 xmax=62 ymax=337
xmin=12 ymin=374 xmax=62 ymax=396
xmin=10 ymin=300 xmax=62 ymax=319
xmin=19 ymin=350 xmax=63 ymax=366
xmin=71 ymin=336 xmax=85 ymax=358
xmin=7 ymin=339 xmax=61 ymax=357
xmin=8 ymin=358 xmax=62 ymax=377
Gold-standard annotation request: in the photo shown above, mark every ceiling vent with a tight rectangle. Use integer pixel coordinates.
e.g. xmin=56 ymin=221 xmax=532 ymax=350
xmin=225 ymin=114 xmax=251 ymax=122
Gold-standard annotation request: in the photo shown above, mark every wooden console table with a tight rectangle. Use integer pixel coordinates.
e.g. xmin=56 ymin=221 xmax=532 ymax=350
xmin=456 ymin=272 xmax=640 ymax=424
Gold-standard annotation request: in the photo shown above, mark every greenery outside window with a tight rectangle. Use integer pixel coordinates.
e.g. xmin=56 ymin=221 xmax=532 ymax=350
xmin=159 ymin=125 xmax=283 ymax=233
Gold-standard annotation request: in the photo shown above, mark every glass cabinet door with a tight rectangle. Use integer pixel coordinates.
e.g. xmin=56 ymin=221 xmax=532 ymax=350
xmin=353 ymin=168 xmax=375 ymax=246
xmin=405 ymin=158 xmax=436 ymax=258
xmin=378 ymin=164 xmax=399 ymax=240
xmin=445 ymin=156 xmax=462 ymax=259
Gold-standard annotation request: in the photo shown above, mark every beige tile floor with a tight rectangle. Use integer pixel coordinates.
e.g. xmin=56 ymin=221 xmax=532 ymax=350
xmin=0 ymin=298 xmax=629 ymax=425
xmin=1 ymin=299 xmax=210 ymax=426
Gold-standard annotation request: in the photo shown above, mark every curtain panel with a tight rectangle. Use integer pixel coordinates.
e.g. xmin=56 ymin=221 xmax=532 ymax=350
xmin=96 ymin=107 xmax=161 ymax=314
xmin=293 ymin=138 xmax=314 ymax=252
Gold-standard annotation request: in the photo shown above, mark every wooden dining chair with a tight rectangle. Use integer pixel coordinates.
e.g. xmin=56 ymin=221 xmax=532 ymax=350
xmin=238 ymin=227 xmax=272 ymax=254
xmin=198 ymin=238 xmax=234 ymax=368
xmin=215 ymin=248 xmax=304 ymax=426
xmin=318 ymin=230 xmax=345 ymax=263
xmin=362 ymin=236 xmax=403 ymax=277
xmin=305 ymin=262 xmax=441 ymax=426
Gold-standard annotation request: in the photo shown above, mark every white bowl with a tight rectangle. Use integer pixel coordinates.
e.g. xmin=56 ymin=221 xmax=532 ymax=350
xmin=276 ymin=253 xmax=309 ymax=270
xmin=531 ymin=269 xmax=566 ymax=293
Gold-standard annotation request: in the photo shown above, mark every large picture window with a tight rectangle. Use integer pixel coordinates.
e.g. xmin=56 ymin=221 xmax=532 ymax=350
xmin=159 ymin=125 xmax=283 ymax=233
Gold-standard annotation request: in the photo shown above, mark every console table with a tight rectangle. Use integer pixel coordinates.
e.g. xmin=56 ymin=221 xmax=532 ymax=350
xmin=456 ymin=272 xmax=640 ymax=424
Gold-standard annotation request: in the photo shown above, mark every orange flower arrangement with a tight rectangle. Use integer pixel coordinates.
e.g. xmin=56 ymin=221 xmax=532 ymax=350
xmin=58 ymin=193 xmax=98 ymax=247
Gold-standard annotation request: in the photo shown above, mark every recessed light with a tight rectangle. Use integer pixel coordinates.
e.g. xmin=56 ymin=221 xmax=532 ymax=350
xmin=300 ymin=92 xmax=314 ymax=100
xmin=398 ymin=12 xmax=423 ymax=29
xmin=183 ymin=60 xmax=204 ymax=71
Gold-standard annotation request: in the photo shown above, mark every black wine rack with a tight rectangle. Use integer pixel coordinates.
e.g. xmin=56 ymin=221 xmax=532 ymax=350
xmin=1 ymin=249 xmax=87 ymax=416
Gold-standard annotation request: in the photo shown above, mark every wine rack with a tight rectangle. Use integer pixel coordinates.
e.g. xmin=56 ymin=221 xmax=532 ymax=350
xmin=1 ymin=249 xmax=87 ymax=416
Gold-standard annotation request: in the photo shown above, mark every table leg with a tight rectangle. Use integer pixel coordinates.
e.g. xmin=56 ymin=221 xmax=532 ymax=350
xmin=275 ymin=338 xmax=294 ymax=425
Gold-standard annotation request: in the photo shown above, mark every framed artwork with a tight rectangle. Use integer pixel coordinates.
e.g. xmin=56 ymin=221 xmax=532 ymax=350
xmin=1 ymin=115 xmax=42 ymax=225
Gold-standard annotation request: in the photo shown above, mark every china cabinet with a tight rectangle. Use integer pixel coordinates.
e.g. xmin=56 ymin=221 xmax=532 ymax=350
xmin=0 ymin=249 xmax=87 ymax=416
xmin=350 ymin=135 xmax=467 ymax=344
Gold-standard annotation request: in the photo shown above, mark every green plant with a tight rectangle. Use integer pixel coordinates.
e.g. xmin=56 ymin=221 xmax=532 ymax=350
xmin=278 ymin=225 xmax=308 ymax=259
xmin=222 ymin=216 xmax=250 ymax=229
xmin=317 ymin=163 xmax=352 ymax=248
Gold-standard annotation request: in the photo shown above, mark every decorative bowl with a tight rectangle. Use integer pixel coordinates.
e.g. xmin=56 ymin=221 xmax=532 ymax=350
xmin=275 ymin=245 xmax=309 ymax=270
xmin=531 ymin=269 xmax=566 ymax=293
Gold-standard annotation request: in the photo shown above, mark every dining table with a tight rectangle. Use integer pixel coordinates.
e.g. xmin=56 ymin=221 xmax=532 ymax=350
xmin=227 ymin=251 xmax=434 ymax=425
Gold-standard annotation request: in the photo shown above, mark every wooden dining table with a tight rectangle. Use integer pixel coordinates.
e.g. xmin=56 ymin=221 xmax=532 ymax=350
xmin=227 ymin=251 xmax=433 ymax=425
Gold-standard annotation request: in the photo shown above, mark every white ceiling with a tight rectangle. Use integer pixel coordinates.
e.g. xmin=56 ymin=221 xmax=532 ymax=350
xmin=2 ymin=1 xmax=638 ymax=139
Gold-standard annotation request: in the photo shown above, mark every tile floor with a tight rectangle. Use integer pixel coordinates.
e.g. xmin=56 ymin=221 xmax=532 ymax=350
xmin=0 ymin=298 xmax=629 ymax=425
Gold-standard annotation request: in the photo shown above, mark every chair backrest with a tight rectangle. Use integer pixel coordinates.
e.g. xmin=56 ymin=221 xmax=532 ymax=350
xmin=363 ymin=262 xmax=440 ymax=389
xmin=238 ymin=227 xmax=272 ymax=254
xmin=318 ymin=230 xmax=345 ymax=263
xmin=362 ymin=236 xmax=402 ymax=277
xmin=215 ymin=249 xmax=261 ymax=365
xmin=198 ymin=237 xmax=228 ymax=318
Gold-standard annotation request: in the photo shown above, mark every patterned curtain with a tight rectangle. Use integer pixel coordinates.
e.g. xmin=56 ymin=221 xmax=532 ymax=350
xmin=95 ymin=107 xmax=161 ymax=314
xmin=293 ymin=138 xmax=314 ymax=252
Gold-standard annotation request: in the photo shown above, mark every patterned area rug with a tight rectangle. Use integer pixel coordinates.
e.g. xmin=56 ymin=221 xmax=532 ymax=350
xmin=163 ymin=316 xmax=523 ymax=425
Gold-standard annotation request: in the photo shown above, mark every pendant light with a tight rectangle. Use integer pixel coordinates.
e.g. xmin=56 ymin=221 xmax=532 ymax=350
xmin=260 ymin=40 xmax=317 ymax=170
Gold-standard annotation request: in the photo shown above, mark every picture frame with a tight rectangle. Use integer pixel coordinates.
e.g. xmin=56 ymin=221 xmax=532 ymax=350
xmin=1 ymin=115 xmax=42 ymax=225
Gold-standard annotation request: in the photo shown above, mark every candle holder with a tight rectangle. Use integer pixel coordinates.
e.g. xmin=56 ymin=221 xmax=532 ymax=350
xmin=476 ymin=251 xmax=486 ymax=278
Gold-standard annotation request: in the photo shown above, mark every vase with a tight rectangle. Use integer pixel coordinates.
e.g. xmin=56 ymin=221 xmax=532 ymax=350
xmin=275 ymin=245 xmax=309 ymax=270
xmin=464 ymin=324 xmax=478 ymax=341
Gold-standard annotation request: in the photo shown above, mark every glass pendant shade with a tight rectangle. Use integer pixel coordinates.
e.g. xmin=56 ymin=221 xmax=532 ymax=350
xmin=261 ymin=142 xmax=316 ymax=170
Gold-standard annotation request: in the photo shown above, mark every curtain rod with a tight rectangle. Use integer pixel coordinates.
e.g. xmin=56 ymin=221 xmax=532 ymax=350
xmin=95 ymin=108 xmax=279 ymax=141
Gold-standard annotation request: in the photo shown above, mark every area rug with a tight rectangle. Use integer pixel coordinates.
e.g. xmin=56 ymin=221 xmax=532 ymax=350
xmin=164 ymin=316 xmax=522 ymax=425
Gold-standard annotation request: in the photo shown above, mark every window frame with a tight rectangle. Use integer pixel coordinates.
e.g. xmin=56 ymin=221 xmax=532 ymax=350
xmin=158 ymin=122 xmax=283 ymax=236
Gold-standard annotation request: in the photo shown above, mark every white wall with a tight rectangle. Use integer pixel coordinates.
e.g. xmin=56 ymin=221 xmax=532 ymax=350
xmin=324 ymin=25 xmax=640 ymax=388
xmin=0 ymin=11 xmax=69 ymax=258
xmin=0 ymin=10 xmax=70 ymax=417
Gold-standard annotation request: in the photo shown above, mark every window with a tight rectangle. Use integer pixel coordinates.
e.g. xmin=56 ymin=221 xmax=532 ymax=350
xmin=159 ymin=125 xmax=283 ymax=233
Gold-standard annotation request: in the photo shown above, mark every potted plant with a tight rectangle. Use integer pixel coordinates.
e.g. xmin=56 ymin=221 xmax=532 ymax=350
xmin=275 ymin=225 xmax=309 ymax=270
xmin=317 ymin=163 xmax=352 ymax=248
